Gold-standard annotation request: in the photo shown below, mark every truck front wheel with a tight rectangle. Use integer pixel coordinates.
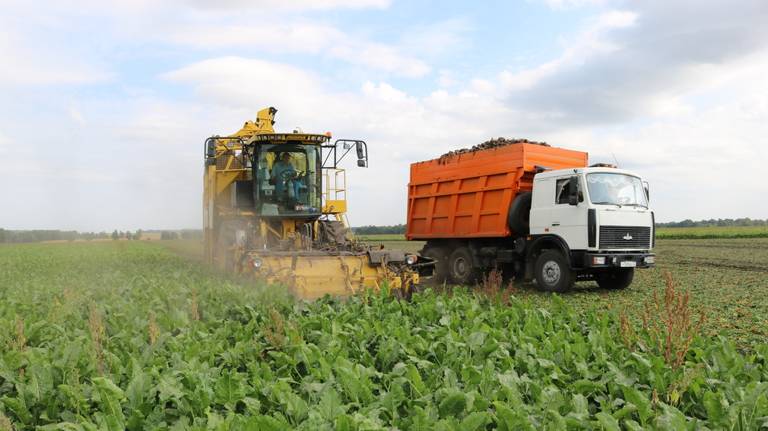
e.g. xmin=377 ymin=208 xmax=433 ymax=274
xmin=534 ymin=250 xmax=574 ymax=293
xmin=596 ymin=269 xmax=634 ymax=290
xmin=448 ymin=247 xmax=478 ymax=285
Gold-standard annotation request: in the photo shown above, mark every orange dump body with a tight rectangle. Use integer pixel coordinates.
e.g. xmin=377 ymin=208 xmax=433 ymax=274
xmin=407 ymin=143 xmax=588 ymax=240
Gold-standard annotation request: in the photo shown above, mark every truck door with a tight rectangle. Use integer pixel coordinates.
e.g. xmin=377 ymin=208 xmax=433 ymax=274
xmin=549 ymin=176 xmax=587 ymax=250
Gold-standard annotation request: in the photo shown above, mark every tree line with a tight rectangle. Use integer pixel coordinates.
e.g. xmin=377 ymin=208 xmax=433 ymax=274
xmin=0 ymin=229 xmax=203 ymax=243
xmin=655 ymin=218 xmax=768 ymax=228
xmin=352 ymin=219 xmax=768 ymax=234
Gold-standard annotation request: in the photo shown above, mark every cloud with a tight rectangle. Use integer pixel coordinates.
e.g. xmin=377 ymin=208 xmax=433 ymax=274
xmin=181 ymin=0 xmax=391 ymax=11
xmin=502 ymin=1 xmax=768 ymax=126
xmin=171 ymin=21 xmax=430 ymax=77
xmin=536 ymin=0 xmax=607 ymax=10
xmin=0 ymin=32 xmax=110 ymax=86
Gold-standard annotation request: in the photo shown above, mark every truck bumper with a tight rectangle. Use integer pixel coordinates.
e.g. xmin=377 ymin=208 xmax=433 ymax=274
xmin=581 ymin=252 xmax=655 ymax=269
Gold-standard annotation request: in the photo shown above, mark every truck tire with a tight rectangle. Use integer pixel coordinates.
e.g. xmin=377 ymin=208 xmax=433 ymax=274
xmin=534 ymin=250 xmax=574 ymax=293
xmin=596 ymin=269 xmax=634 ymax=290
xmin=508 ymin=192 xmax=532 ymax=235
xmin=422 ymin=246 xmax=448 ymax=284
xmin=448 ymin=247 xmax=478 ymax=285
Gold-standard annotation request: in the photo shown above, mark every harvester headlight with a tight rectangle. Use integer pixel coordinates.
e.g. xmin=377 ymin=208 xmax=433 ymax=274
xmin=252 ymin=258 xmax=263 ymax=269
xmin=406 ymin=255 xmax=418 ymax=265
xmin=592 ymin=256 xmax=606 ymax=265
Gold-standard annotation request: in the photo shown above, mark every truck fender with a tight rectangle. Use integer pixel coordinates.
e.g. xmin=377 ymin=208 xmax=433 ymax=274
xmin=508 ymin=192 xmax=532 ymax=235
xmin=524 ymin=235 xmax=571 ymax=279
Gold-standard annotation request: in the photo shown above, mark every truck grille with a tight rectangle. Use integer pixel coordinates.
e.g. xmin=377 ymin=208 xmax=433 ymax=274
xmin=599 ymin=226 xmax=651 ymax=249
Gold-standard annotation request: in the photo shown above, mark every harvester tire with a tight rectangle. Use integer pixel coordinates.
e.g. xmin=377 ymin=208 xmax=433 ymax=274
xmin=422 ymin=246 xmax=448 ymax=284
xmin=448 ymin=247 xmax=478 ymax=285
xmin=596 ymin=268 xmax=634 ymax=290
xmin=508 ymin=192 xmax=532 ymax=236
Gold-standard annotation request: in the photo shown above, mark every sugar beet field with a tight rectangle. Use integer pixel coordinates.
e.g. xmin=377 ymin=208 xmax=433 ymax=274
xmin=1 ymin=238 xmax=768 ymax=429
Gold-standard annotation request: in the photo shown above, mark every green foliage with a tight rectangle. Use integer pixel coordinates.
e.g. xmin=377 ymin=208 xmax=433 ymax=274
xmin=656 ymin=225 xmax=768 ymax=239
xmin=0 ymin=241 xmax=767 ymax=429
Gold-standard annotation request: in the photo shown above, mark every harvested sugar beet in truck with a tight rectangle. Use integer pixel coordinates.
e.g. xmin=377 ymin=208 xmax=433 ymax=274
xmin=407 ymin=138 xmax=655 ymax=292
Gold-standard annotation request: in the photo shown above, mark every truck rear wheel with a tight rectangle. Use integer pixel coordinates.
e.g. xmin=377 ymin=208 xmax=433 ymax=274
xmin=448 ymin=247 xmax=478 ymax=285
xmin=596 ymin=269 xmax=634 ymax=290
xmin=422 ymin=246 xmax=448 ymax=284
xmin=534 ymin=250 xmax=574 ymax=293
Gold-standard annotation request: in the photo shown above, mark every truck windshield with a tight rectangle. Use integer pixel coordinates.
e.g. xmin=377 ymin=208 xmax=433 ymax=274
xmin=255 ymin=143 xmax=321 ymax=216
xmin=586 ymin=173 xmax=648 ymax=208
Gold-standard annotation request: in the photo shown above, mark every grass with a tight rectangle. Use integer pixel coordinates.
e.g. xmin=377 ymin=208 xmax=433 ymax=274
xmin=656 ymin=225 xmax=768 ymax=239
xmin=1 ymin=240 xmax=768 ymax=428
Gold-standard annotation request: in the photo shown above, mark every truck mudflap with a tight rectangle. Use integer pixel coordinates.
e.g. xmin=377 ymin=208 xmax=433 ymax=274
xmin=579 ymin=252 xmax=656 ymax=269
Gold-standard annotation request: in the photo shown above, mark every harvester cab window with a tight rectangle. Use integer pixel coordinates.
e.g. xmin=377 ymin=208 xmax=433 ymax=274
xmin=255 ymin=144 xmax=321 ymax=216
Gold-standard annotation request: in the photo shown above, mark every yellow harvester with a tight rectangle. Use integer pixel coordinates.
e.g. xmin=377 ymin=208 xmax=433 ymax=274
xmin=203 ymin=107 xmax=428 ymax=299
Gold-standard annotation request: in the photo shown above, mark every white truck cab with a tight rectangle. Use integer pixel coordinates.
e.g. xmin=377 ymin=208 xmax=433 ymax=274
xmin=526 ymin=166 xmax=655 ymax=291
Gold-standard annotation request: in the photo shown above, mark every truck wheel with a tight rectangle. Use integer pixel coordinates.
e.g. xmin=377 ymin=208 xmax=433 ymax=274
xmin=508 ymin=192 xmax=532 ymax=235
xmin=422 ymin=247 xmax=448 ymax=284
xmin=534 ymin=250 xmax=574 ymax=293
xmin=448 ymin=247 xmax=478 ymax=285
xmin=596 ymin=269 xmax=634 ymax=290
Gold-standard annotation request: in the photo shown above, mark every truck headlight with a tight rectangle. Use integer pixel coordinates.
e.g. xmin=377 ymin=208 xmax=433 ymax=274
xmin=592 ymin=256 xmax=606 ymax=265
xmin=644 ymin=256 xmax=655 ymax=264
xmin=406 ymin=255 xmax=418 ymax=265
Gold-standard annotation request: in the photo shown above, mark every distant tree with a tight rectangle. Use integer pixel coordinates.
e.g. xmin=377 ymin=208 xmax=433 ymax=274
xmin=160 ymin=231 xmax=179 ymax=240
xmin=0 ymin=228 xmax=6 ymax=243
xmin=112 ymin=230 xmax=119 ymax=240
xmin=353 ymin=224 xmax=406 ymax=235
xmin=180 ymin=229 xmax=203 ymax=240
xmin=135 ymin=229 xmax=143 ymax=240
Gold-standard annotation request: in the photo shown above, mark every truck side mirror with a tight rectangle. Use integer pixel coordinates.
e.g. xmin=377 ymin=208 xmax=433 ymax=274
xmin=357 ymin=159 xmax=368 ymax=167
xmin=643 ymin=181 xmax=650 ymax=201
xmin=568 ymin=177 xmax=579 ymax=206
xmin=355 ymin=141 xmax=365 ymax=159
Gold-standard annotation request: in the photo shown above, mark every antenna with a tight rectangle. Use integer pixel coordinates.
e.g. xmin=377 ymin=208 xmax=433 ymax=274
xmin=611 ymin=152 xmax=620 ymax=167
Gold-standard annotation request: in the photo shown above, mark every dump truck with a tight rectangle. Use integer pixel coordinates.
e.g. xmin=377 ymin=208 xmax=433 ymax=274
xmin=407 ymin=139 xmax=655 ymax=292
xmin=204 ymin=107 xmax=427 ymax=299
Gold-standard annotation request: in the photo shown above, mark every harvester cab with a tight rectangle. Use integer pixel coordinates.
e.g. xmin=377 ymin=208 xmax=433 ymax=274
xmin=203 ymin=107 xmax=428 ymax=299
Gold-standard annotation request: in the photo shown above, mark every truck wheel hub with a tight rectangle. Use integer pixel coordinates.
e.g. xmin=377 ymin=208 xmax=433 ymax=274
xmin=454 ymin=257 xmax=467 ymax=275
xmin=542 ymin=261 xmax=561 ymax=284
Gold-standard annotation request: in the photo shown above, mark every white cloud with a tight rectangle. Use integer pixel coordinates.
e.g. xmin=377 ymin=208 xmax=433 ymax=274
xmin=181 ymin=0 xmax=391 ymax=11
xmin=171 ymin=21 xmax=430 ymax=77
xmin=535 ymin=0 xmax=607 ymax=10
xmin=0 ymin=34 xmax=110 ymax=86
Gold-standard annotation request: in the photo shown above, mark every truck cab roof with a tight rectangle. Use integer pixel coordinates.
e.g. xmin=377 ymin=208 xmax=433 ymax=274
xmin=535 ymin=166 xmax=642 ymax=179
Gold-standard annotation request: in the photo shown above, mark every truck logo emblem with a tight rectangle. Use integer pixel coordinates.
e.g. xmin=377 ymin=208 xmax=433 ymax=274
xmin=623 ymin=233 xmax=633 ymax=240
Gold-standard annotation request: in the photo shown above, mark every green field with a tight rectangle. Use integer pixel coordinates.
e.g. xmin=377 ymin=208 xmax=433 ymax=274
xmin=656 ymin=225 xmax=768 ymax=239
xmin=1 ymin=240 xmax=768 ymax=429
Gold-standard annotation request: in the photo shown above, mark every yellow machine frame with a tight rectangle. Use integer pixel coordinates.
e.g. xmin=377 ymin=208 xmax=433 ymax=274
xmin=203 ymin=107 xmax=421 ymax=299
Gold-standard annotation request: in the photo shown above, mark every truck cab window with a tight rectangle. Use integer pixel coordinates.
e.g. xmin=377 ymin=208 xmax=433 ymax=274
xmin=555 ymin=178 xmax=571 ymax=204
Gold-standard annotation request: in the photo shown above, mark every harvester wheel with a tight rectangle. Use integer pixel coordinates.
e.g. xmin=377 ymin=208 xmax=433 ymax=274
xmin=422 ymin=246 xmax=448 ymax=284
xmin=448 ymin=247 xmax=478 ymax=285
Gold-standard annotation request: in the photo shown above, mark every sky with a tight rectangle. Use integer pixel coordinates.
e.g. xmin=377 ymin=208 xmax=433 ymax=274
xmin=1 ymin=0 xmax=767 ymax=231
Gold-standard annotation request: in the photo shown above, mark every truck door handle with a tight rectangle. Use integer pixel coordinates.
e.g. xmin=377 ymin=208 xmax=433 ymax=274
xmin=551 ymin=223 xmax=560 ymax=226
